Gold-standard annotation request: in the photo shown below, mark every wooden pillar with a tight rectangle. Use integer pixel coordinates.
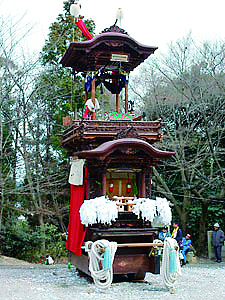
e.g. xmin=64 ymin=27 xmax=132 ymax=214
xmin=149 ymin=164 xmax=152 ymax=198
xmin=116 ymin=94 xmax=120 ymax=113
xmin=85 ymin=90 xmax=88 ymax=102
xmin=91 ymin=77 xmax=96 ymax=120
xmin=140 ymin=171 xmax=146 ymax=197
xmin=86 ymin=168 xmax=90 ymax=199
xmin=102 ymin=167 xmax=107 ymax=197
xmin=125 ymin=82 xmax=128 ymax=113
xmin=136 ymin=173 xmax=140 ymax=198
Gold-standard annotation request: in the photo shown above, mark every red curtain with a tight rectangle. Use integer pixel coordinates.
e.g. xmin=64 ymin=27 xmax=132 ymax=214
xmin=66 ymin=184 xmax=86 ymax=256
xmin=76 ymin=19 xmax=93 ymax=40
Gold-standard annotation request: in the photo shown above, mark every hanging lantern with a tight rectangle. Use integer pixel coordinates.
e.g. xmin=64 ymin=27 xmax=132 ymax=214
xmin=127 ymin=173 xmax=132 ymax=193
xmin=109 ymin=183 xmax=114 ymax=193
xmin=109 ymin=173 xmax=114 ymax=193
xmin=127 ymin=183 xmax=132 ymax=193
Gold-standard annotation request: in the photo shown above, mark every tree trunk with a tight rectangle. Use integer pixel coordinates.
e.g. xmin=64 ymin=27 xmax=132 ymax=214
xmin=198 ymin=200 xmax=209 ymax=255
xmin=0 ymin=105 xmax=3 ymax=231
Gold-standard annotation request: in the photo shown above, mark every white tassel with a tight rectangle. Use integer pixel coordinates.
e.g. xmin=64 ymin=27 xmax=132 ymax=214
xmin=116 ymin=8 xmax=124 ymax=21
xmin=116 ymin=8 xmax=124 ymax=27
xmin=70 ymin=1 xmax=81 ymax=17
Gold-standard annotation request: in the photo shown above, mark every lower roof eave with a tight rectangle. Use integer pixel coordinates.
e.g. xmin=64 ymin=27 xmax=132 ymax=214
xmin=76 ymin=137 xmax=175 ymax=160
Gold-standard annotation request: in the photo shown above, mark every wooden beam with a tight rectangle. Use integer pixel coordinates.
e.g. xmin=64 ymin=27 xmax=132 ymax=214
xmin=113 ymin=196 xmax=134 ymax=200
xmin=102 ymin=168 xmax=107 ymax=197
xmin=117 ymin=242 xmax=163 ymax=248
xmin=116 ymin=203 xmax=136 ymax=206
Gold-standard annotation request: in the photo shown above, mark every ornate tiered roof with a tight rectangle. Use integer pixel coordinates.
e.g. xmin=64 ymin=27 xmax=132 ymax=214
xmin=60 ymin=27 xmax=157 ymax=73
xmin=60 ymin=26 xmax=174 ymax=161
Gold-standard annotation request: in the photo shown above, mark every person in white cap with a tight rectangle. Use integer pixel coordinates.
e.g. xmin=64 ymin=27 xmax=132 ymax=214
xmin=212 ymin=223 xmax=224 ymax=263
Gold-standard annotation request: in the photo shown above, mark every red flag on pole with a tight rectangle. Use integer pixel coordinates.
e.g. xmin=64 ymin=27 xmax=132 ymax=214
xmin=76 ymin=19 xmax=93 ymax=40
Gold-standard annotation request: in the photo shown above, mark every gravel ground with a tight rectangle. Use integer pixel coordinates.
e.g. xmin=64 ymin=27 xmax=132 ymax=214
xmin=0 ymin=256 xmax=225 ymax=300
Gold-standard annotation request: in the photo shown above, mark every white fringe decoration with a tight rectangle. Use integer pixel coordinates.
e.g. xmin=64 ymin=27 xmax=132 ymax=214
xmin=80 ymin=196 xmax=118 ymax=226
xmin=79 ymin=196 xmax=172 ymax=226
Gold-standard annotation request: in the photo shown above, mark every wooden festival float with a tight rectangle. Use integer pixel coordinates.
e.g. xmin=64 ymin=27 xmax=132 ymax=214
xmin=60 ymin=19 xmax=175 ymax=283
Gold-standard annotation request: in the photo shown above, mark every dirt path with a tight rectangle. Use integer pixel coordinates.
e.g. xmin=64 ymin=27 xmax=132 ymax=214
xmin=0 ymin=256 xmax=33 ymax=266
xmin=0 ymin=256 xmax=225 ymax=300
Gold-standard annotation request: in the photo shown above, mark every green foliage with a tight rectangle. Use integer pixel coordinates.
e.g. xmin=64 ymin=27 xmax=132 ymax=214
xmin=0 ymin=219 xmax=67 ymax=263
xmin=207 ymin=203 xmax=225 ymax=232
xmin=34 ymin=0 xmax=96 ymax=153
xmin=37 ymin=0 xmax=96 ymax=140
xmin=28 ymin=223 xmax=67 ymax=263
xmin=41 ymin=0 xmax=95 ymax=65
xmin=7 ymin=1 xmax=96 ymax=232
xmin=0 ymin=217 xmax=40 ymax=258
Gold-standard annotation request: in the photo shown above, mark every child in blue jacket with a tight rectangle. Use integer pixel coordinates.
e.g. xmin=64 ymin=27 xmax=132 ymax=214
xmin=181 ymin=234 xmax=192 ymax=264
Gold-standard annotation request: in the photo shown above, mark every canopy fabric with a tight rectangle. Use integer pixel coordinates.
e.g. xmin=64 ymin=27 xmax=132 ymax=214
xmin=85 ymin=73 xmax=128 ymax=94
xmin=103 ymin=75 xmax=128 ymax=94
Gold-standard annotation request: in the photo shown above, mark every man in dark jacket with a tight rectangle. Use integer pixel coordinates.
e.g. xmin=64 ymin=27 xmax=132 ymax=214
xmin=171 ymin=223 xmax=183 ymax=248
xmin=212 ymin=223 xmax=224 ymax=263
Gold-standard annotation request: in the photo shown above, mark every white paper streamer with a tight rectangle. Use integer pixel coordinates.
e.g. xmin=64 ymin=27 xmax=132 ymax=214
xmin=80 ymin=196 xmax=172 ymax=226
xmin=155 ymin=197 xmax=172 ymax=225
xmin=80 ymin=196 xmax=118 ymax=226
xmin=133 ymin=197 xmax=172 ymax=225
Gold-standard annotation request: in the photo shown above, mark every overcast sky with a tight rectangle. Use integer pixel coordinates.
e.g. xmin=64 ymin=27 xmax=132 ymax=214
xmin=1 ymin=0 xmax=225 ymax=55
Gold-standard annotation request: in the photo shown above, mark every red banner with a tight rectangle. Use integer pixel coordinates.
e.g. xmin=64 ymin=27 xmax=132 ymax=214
xmin=66 ymin=184 xmax=86 ymax=256
xmin=76 ymin=19 xmax=93 ymax=40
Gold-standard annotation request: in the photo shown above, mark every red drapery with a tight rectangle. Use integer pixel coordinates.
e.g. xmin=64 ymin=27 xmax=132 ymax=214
xmin=66 ymin=184 xmax=86 ymax=256
xmin=76 ymin=19 xmax=93 ymax=40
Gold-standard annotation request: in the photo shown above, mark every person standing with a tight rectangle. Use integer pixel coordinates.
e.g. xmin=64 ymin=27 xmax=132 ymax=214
xmin=212 ymin=223 xmax=224 ymax=263
xmin=158 ymin=226 xmax=171 ymax=242
xmin=171 ymin=223 xmax=183 ymax=248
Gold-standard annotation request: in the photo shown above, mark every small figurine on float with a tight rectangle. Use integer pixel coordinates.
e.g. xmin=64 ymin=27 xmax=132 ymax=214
xmin=83 ymin=98 xmax=100 ymax=119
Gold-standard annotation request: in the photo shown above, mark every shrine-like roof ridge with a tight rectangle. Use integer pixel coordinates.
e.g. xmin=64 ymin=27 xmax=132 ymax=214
xmin=60 ymin=31 xmax=158 ymax=73
xmin=76 ymin=138 xmax=175 ymax=160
